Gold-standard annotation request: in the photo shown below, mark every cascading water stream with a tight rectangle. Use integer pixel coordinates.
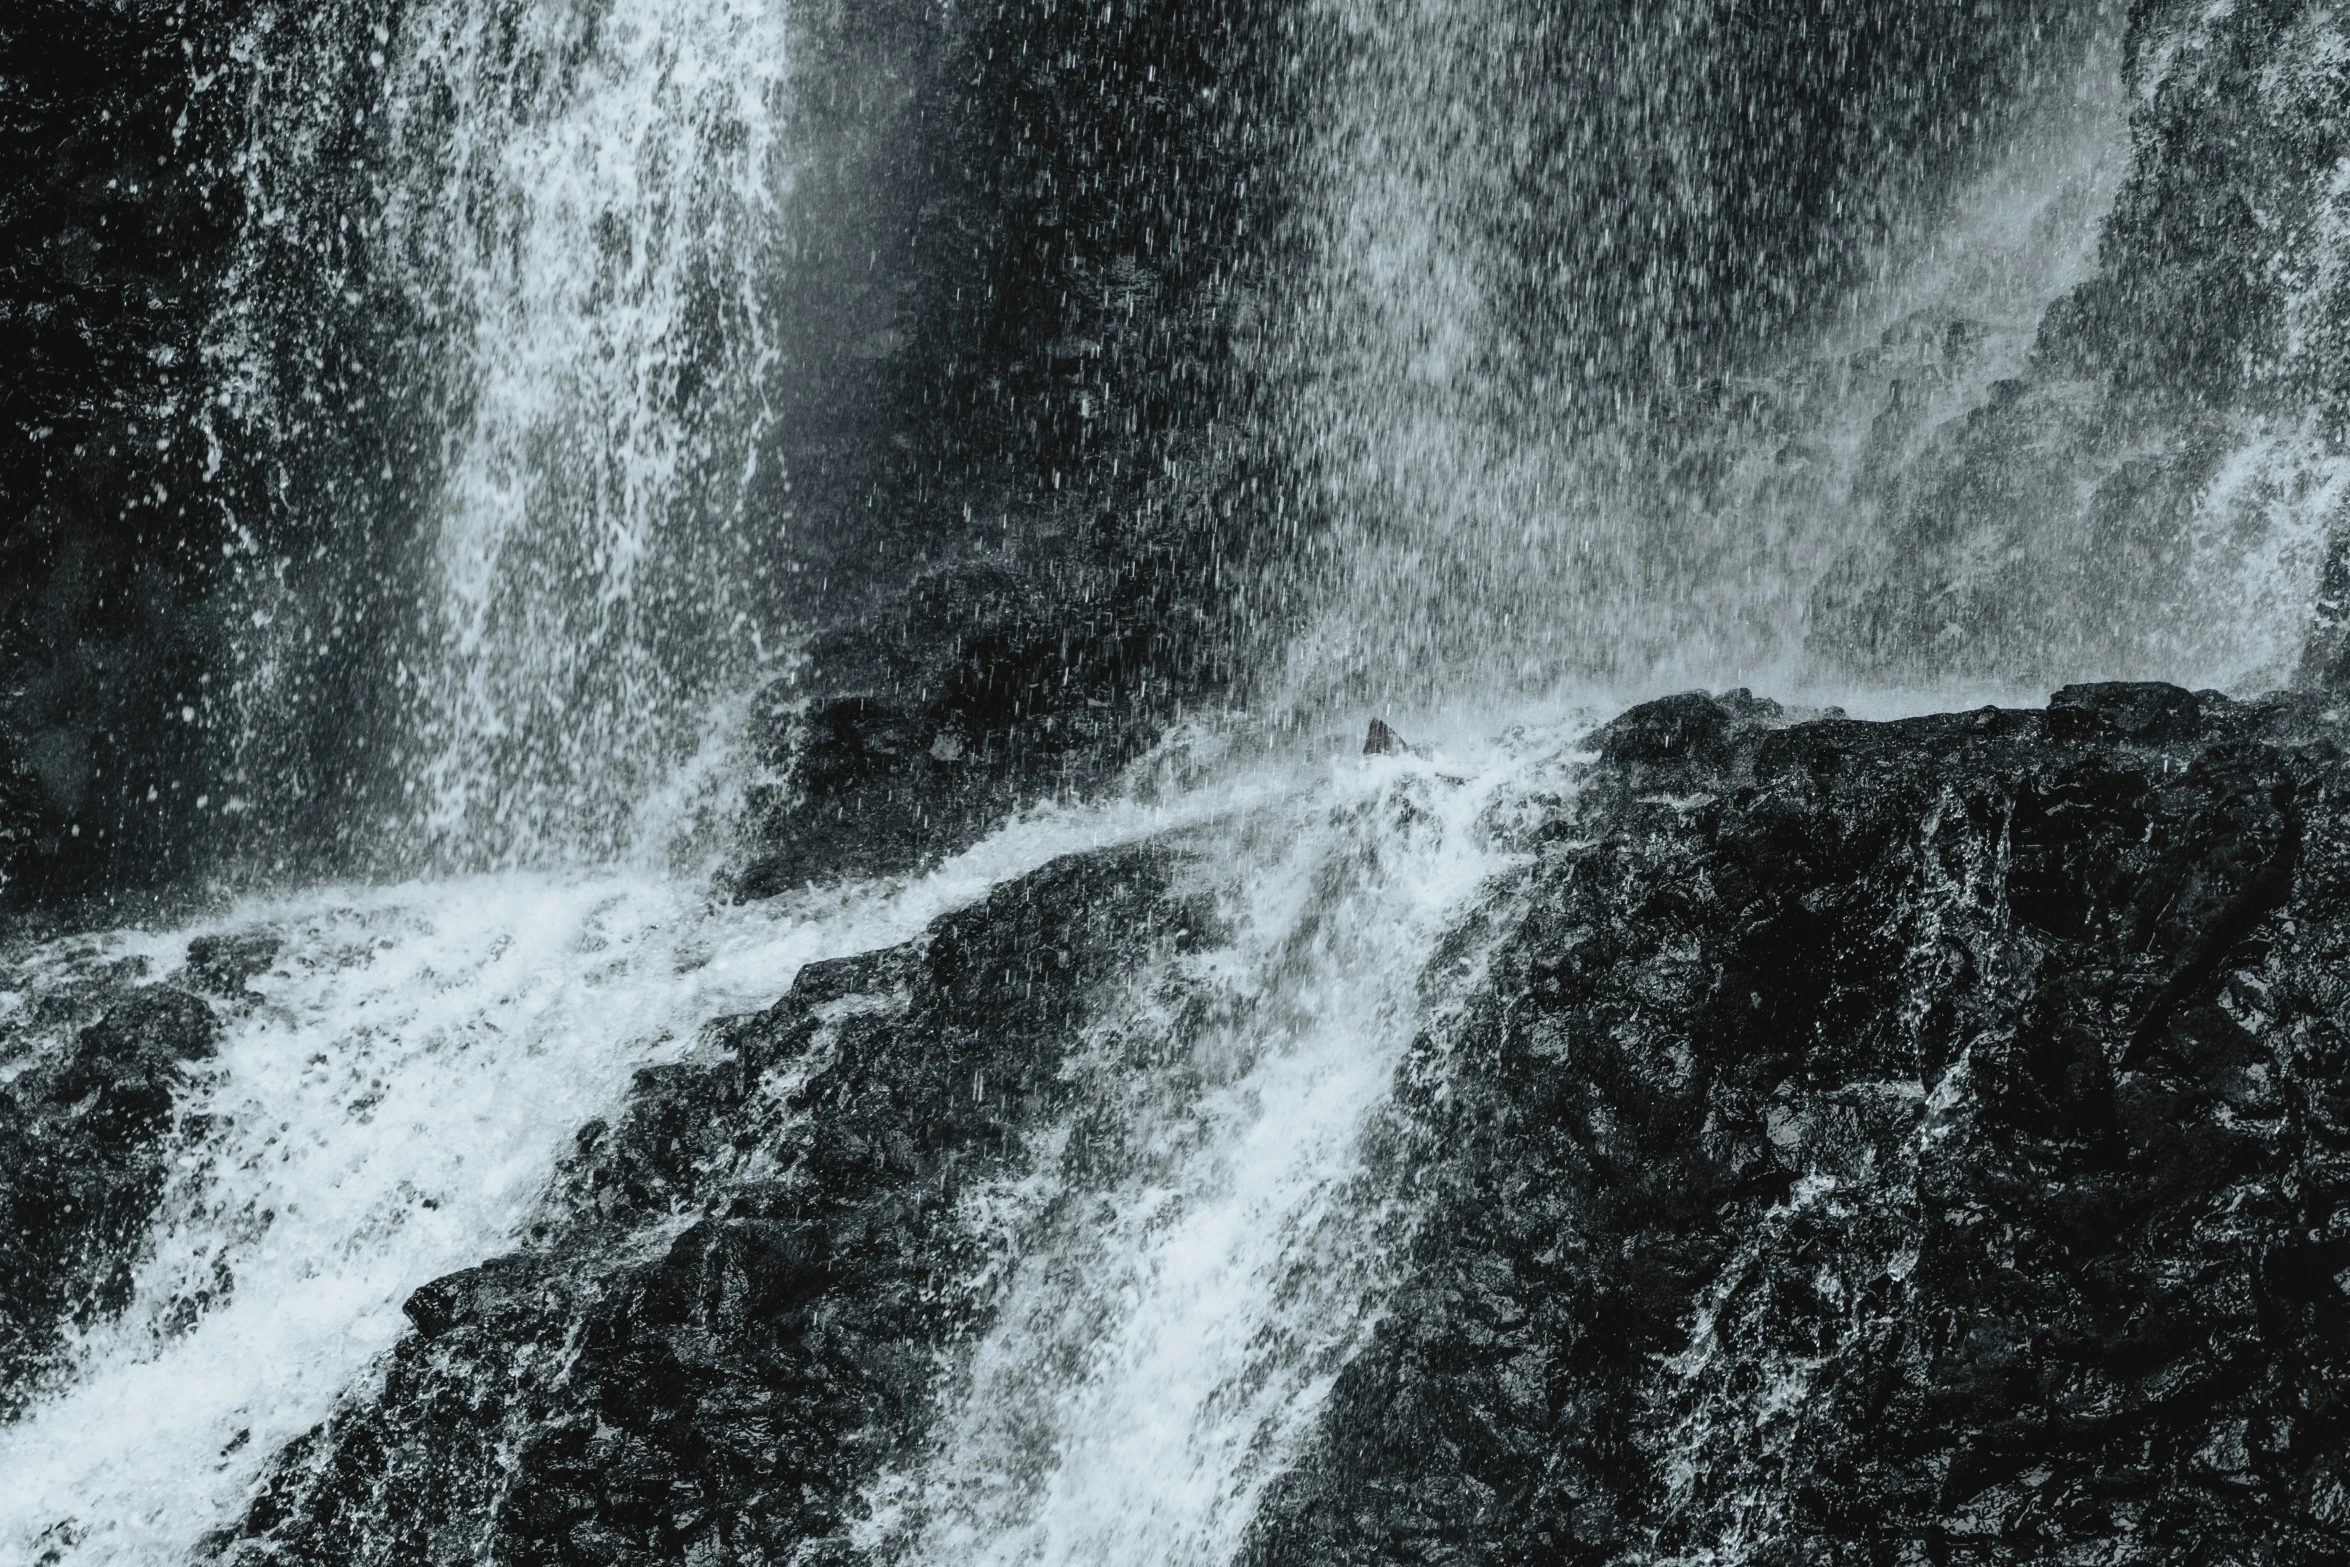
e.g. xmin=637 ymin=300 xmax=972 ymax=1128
xmin=855 ymin=740 xmax=1562 ymax=1567
xmin=11 ymin=1 xmax=2350 ymax=1563
xmin=383 ymin=0 xmax=790 ymax=868
xmin=0 ymin=732 xmax=1569 ymax=1565
xmin=211 ymin=0 xmax=795 ymax=873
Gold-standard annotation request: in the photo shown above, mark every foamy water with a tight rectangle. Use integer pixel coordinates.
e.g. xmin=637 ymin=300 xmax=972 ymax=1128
xmin=858 ymin=729 xmax=1578 ymax=1567
xmin=0 ymin=760 xmax=1316 ymax=1565
xmin=0 ymin=726 xmax=1586 ymax=1567
xmin=385 ymin=0 xmax=792 ymax=865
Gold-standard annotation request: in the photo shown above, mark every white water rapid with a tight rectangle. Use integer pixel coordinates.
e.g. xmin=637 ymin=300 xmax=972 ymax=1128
xmin=857 ymin=736 xmax=1564 ymax=1567
xmin=0 ymin=728 xmax=1571 ymax=1567
xmin=209 ymin=0 xmax=794 ymax=872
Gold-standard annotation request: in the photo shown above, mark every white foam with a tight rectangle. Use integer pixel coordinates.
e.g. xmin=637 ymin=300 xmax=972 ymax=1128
xmin=0 ymin=756 xmax=1326 ymax=1566
xmin=856 ymin=729 xmax=1576 ymax=1567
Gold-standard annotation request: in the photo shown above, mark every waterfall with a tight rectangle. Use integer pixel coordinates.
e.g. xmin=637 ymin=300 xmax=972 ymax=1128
xmin=212 ymin=0 xmax=792 ymax=873
xmin=1276 ymin=1 xmax=2137 ymax=716
xmin=8 ymin=1 xmax=2350 ymax=1563
xmin=1275 ymin=1 xmax=2349 ymax=716
xmin=856 ymin=742 xmax=1556 ymax=1567
xmin=0 ymin=787 xmax=1255 ymax=1564
xmin=0 ymin=734 xmax=1568 ymax=1565
xmin=386 ymin=0 xmax=788 ymax=868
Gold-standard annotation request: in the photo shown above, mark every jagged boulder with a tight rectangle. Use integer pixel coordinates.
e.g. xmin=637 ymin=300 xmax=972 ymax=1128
xmin=1247 ymin=684 xmax=2350 ymax=1566
xmin=0 ymin=972 xmax=220 ymax=1413
xmin=727 ymin=538 xmax=1229 ymax=896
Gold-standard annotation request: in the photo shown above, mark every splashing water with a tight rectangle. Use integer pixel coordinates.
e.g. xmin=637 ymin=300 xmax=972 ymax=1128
xmin=857 ymin=732 xmax=1572 ymax=1567
xmin=0 ymin=730 xmax=1584 ymax=1567
xmin=0 ymin=782 xmax=1304 ymax=1567
xmin=21 ymin=1 xmax=2350 ymax=1563
xmin=382 ymin=0 xmax=790 ymax=867
xmin=209 ymin=0 xmax=795 ymax=872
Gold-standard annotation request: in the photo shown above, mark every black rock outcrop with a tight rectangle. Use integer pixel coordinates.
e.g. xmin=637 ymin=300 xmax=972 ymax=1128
xmin=0 ymin=967 xmax=220 ymax=1414
xmin=1249 ymin=684 xmax=2350 ymax=1566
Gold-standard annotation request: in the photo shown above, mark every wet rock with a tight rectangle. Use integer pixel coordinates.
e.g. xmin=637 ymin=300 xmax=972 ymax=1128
xmin=727 ymin=527 xmax=1238 ymax=896
xmin=720 ymin=0 xmax=1302 ymax=898
xmin=0 ymin=1 xmax=261 ymax=916
xmin=180 ymin=932 xmax=281 ymax=1000
xmin=0 ymin=979 xmax=219 ymax=1414
xmin=213 ymin=845 xmax=1213 ymax=1565
xmin=1246 ymin=685 xmax=2350 ymax=1567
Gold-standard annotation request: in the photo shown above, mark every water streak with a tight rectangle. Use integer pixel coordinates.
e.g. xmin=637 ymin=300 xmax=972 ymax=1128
xmin=385 ymin=0 xmax=790 ymax=867
xmin=858 ymin=733 xmax=1574 ymax=1567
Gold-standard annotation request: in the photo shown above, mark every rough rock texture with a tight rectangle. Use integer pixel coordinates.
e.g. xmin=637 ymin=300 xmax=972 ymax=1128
xmin=729 ymin=530 xmax=1247 ymax=894
xmin=726 ymin=0 xmax=1299 ymax=894
xmin=211 ymin=846 xmax=1210 ymax=1566
xmin=0 ymin=966 xmax=221 ymax=1415
xmin=1247 ymin=684 xmax=2350 ymax=1566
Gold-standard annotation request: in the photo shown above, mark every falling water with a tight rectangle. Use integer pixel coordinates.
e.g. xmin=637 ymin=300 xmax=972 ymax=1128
xmin=385 ymin=0 xmax=789 ymax=866
xmin=209 ymin=0 xmax=794 ymax=872
xmin=1275 ymin=3 xmax=2346 ymax=717
xmin=1275 ymin=1 xmax=2122 ymax=716
xmin=11 ymin=1 xmax=2350 ymax=1564
xmin=857 ymin=738 xmax=1564 ymax=1567
xmin=0 ymin=783 xmax=1303 ymax=1565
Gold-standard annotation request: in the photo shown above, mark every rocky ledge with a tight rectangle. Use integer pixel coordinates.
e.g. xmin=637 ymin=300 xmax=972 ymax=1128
xmin=1252 ymin=682 xmax=2350 ymax=1566
xmin=91 ymin=682 xmax=2350 ymax=1564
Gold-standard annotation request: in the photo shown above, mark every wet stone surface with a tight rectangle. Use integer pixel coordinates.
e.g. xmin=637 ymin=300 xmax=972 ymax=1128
xmin=1247 ymin=683 xmax=2350 ymax=1567
xmin=194 ymin=682 xmax=2350 ymax=1567
xmin=0 ymin=963 xmax=222 ymax=1416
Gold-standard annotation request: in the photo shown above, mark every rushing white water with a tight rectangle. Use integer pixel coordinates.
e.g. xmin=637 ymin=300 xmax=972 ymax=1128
xmin=207 ymin=0 xmax=796 ymax=872
xmin=0 ymin=730 xmax=1568 ymax=1566
xmin=25 ymin=0 xmax=2350 ymax=1562
xmin=0 ymin=778 xmax=1291 ymax=1566
xmin=856 ymin=734 xmax=1569 ymax=1567
xmin=383 ymin=0 xmax=792 ymax=866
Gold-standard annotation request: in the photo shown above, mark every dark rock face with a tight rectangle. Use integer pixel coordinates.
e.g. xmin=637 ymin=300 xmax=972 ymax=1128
xmin=0 ymin=969 xmax=220 ymax=1414
xmin=727 ymin=0 xmax=1298 ymax=894
xmin=1246 ymin=685 xmax=2350 ymax=1566
xmin=0 ymin=0 xmax=257 ymax=915
xmin=203 ymin=685 xmax=2350 ymax=1565
xmin=212 ymin=846 xmax=1213 ymax=1565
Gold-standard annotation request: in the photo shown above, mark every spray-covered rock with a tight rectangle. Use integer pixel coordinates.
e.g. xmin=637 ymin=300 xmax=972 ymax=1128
xmin=1249 ymin=684 xmax=2350 ymax=1567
